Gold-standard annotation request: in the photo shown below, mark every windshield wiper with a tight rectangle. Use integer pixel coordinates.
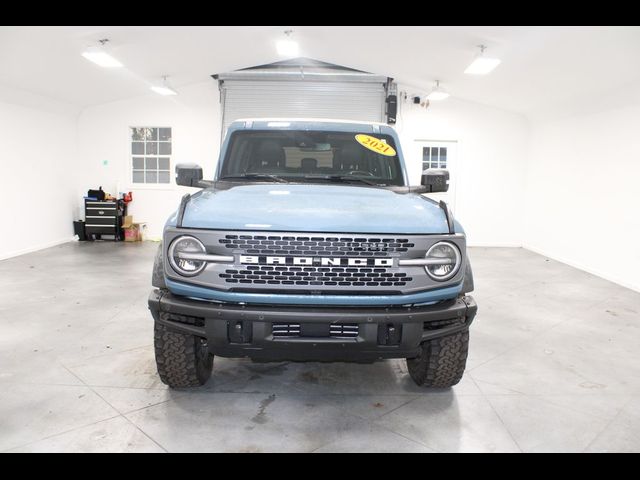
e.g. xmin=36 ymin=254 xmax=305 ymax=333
xmin=302 ymin=175 xmax=383 ymax=186
xmin=220 ymin=173 xmax=289 ymax=184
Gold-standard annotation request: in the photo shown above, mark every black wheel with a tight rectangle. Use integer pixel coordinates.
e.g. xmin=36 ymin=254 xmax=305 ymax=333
xmin=154 ymin=320 xmax=213 ymax=388
xmin=406 ymin=330 xmax=469 ymax=388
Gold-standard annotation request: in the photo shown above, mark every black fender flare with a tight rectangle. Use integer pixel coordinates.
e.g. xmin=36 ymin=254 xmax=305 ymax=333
xmin=152 ymin=243 xmax=167 ymax=289
xmin=462 ymin=259 xmax=474 ymax=294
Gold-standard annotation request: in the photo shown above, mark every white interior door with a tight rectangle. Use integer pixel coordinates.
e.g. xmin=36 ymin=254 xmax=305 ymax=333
xmin=415 ymin=140 xmax=458 ymax=213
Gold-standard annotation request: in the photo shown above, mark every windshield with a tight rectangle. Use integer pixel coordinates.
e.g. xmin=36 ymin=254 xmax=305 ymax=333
xmin=219 ymin=130 xmax=405 ymax=186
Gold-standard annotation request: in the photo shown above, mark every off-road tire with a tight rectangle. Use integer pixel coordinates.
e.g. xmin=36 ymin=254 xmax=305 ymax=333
xmin=406 ymin=330 xmax=469 ymax=388
xmin=154 ymin=321 xmax=213 ymax=388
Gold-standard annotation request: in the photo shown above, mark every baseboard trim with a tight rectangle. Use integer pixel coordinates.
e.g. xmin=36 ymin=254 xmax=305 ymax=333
xmin=0 ymin=236 xmax=76 ymax=261
xmin=523 ymin=244 xmax=640 ymax=293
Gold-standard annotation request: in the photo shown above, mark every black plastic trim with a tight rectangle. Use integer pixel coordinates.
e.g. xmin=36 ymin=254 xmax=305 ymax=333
xmin=439 ymin=200 xmax=455 ymax=234
xmin=148 ymin=289 xmax=477 ymax=362
xmin=462 ymin=260 xmax=475 ymax=294
xmin=158 ymin=315 xmax=207 ymax=337
xmin=176 ymin=193 xmax=191 ymax=228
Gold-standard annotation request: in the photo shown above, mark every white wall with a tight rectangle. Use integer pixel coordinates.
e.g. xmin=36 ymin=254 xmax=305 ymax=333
xmin=395 ymin=92 xmax=529 ymax=247
xmin=524 ymin=104 xmax=640 ymax=291
xmin=0 ymin=96 xmax=78 ymax=259
xmin=75 ymin=82 xmax=530 ymax=246
xmin=76 ymin=81 xmax=221 ymax=238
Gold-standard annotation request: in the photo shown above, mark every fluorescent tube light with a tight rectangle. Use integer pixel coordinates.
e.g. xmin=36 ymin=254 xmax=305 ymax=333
xmin=151 ymin=85 xmax=178 ymax=96
xmin=464 ymin=45 xmax=501 ymax=75
xmin=151 ymin=76 xmax=178 ymax=96
xmin=276 ymin=39 xmax=299 ymax=57
xmin=81 ymin=43 xmax=123 ymax=68
xmin=464 ymin=57 xmax=501 ymax=75
xmin=426 ymin=90 xmax=450 ymax=101
xmin=426 ymin=81 xmax=450 ymax=101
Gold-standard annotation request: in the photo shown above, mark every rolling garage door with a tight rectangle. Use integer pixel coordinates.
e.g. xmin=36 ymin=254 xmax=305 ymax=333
xmin=216 ymin=66 xmax=389 ymax=135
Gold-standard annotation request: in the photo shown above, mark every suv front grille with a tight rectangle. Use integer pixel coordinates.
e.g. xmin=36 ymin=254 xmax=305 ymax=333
xmin=164 ymin=229 xmax=466 ymax=297
xmin=219 ymin=235 xmax=415 ymax=257
xmin=220 ymin=265 xmax=412 ymax=287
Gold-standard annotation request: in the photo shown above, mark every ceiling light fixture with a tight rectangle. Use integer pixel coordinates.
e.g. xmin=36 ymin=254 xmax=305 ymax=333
xmin=464 ymin=45 xmax=501 ymax=75
xmin=276 ymin=29 xmax=299 ymax=57
xmin=426 ymin=80 xmax=450 ymax=101
xmin=81 ymin=39 xmax=123 ymax=68
xmin=151 ymin=76 xmax=178 ymax=96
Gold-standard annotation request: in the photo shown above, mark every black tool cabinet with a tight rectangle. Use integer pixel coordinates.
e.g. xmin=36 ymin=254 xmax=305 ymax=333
xmin=84 ymin=199 xmax=126 ymax=241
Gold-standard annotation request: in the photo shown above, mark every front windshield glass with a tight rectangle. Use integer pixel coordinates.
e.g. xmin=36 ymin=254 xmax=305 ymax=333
xmin=219 ymin=130 xmax=405 ymax=186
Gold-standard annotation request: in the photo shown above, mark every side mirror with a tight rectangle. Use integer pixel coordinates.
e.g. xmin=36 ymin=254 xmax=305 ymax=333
xmin=176 ymin=163 xmax=204 ymax=187
xmin=421 ymin=169 xmax=449 ymax=193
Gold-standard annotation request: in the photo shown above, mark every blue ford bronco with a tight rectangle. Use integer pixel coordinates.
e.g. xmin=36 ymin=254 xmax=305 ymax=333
xmin=149 ymin=119 xmax=477 ymax=388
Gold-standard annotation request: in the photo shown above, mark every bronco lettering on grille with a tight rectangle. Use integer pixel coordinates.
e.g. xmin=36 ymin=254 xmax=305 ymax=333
xmin=239 ymin=255 xmax=394 ymax=267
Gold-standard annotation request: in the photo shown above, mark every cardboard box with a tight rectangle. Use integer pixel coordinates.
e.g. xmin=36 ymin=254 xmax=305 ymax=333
xmin=124 ymin=225 xmax=140 ymax=242
xmin=122 ymin=216 xmax=146 ymax=242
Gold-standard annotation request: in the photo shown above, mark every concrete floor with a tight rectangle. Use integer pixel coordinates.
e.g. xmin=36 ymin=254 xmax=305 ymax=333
xmin=1 ymin=241 xmax=639 ymax=453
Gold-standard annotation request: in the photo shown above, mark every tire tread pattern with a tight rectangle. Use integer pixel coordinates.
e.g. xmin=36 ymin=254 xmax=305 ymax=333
xmin=154 ymin=322 xmax=212 ymax=388
xmin=406 ymin=330 xmax=469 ymax=388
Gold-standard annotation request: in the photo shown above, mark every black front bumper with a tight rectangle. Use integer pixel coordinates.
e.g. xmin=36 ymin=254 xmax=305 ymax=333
xmin=148 ymin=289 xmax=477 ymax=362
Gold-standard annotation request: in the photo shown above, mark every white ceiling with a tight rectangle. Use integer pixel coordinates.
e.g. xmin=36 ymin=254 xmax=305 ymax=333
xmin=1 ymin=26 xmax=639 ymax=120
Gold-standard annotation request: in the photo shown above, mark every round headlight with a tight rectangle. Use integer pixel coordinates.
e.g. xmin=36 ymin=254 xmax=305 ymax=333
xmin=425 ymin=241 xmax=461 ymax=281
xmin=168 ymin=236 xmax=207 ymax=276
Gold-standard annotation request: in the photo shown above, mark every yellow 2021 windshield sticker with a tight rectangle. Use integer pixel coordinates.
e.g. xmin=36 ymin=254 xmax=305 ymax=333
xmin=355 ymin=134 xmax=397 ymax=156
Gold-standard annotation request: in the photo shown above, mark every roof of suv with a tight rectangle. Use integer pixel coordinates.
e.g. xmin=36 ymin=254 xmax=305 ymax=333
xmin=228 ymin=118 xmax=394 ymax=134
xmin=234 ymin=117 xmax=388 ymax=126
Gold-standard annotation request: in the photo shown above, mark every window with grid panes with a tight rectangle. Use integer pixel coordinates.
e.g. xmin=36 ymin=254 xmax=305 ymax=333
xmin=422 ymin=146 xmax=447 ymax=171
xmin=131 ymin=127 xmax=172 ymax=184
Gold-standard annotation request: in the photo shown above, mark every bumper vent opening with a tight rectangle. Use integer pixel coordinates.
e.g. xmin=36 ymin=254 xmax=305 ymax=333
xmin=272 ymin=323 xmax=359 ymax=339
xmin=329 ymin=324 xmax=359 ymax=338
xmin=272 ymin=323 xmax=300 ymax=338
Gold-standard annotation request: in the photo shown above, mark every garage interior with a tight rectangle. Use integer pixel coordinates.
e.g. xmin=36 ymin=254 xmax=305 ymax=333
xmin=0 ymin=26 xmax=639 ymax=453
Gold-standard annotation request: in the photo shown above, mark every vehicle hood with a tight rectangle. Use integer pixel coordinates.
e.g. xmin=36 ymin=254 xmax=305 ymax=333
xmin=178 ymin=184 xmax=449 ymax=234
